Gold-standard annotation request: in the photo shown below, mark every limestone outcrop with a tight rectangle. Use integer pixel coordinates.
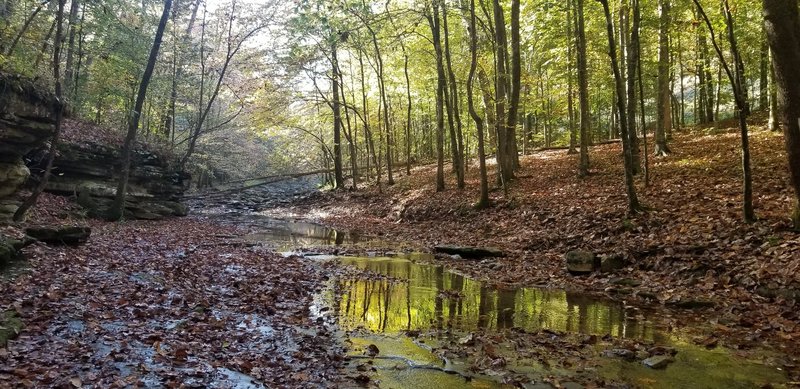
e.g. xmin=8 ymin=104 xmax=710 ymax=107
xmin=0 ymin=73 xmax=57 ymax=220
xmin=0 ymin=72 xmax=189 ymax=221
xmin=30 ymin=141 xmax=190 ymax=219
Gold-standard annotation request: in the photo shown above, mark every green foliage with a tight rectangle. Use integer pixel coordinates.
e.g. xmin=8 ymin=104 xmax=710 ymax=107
xmin=0 ymin=0 xmax=775 ymax=186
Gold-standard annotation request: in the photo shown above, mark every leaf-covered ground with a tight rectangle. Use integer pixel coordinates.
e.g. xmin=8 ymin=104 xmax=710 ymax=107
xmin=284 ymin=127 xmax=800 ymax=366
xmin=1 ymin=208 xmax=343 ymax=388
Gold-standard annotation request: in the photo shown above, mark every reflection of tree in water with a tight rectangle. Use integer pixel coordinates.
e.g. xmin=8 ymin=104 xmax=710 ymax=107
xmin=434 ymin=265 xmax=444 ymax=330
xmin=477 ymin=286 xmax=492 ymax=329
xmin=447 ymin=273 xmax=464 ymax=329
xmin=333 ymin=258 xmax=655 ymax=341
xmin=406 ymin=261 xmax=412 ymax=330
xmin=497 ymin=289 xmax=516 ymax=329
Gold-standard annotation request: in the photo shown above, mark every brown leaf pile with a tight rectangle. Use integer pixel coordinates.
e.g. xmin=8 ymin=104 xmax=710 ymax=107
xmin=288 ymin=128 xmax=800 ymax=360
xmin=1 ymin=218 xmax=342 ymax=387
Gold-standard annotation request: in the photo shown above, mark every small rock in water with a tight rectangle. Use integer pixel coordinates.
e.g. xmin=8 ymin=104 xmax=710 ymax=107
xmin=603 ymin=348 xmax=636 ymax=360
xmin=642 ymin=355 xmax=674 ymax=369
xmin=365 ymin=344 xmax=379 ymax=357
xmin=458 ymin=333 xmax=475 ymax=346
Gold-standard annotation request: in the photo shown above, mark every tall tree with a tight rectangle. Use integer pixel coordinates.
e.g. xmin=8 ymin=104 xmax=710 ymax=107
xmin=597 ymin=0 xmax=642 ymax=214
xmin=654 ymin=0 xmax=671 ymax=156
xmin=4 ymin=0 xmax=49 ymax=57
xmin=762 ymin=0 xmax=800 ymax=228
xmin=626 ymin=0 xmax=642 ymax=175
xmin=109 ymin=0 xmax=173 ymax=221
xmin=13 ymin=0 xmax=65 ymax=222
xmin=768 ymin=47 xmax=779 ymax=132
xmin=575 ymin=0 xmax=591 ymax=177
xmin=179 ymin=1 xmax=263 ymax=169
xmin=493 ymin=0 xmax=514 ymax=186
xmin=441 ymin=2 xmax=465 ymax=189
xmin=63 ymin=0 xmax=80 ymax=103
xmin=426 ymin=0 xmax=446 ymax=191
xmin=693 ymin=0 xmax=754 ymax=222
xmin=331 ymin=37 xmax=345 ymax=189
xmin=506 ymin=0 xmax=522 ymax=171
xmin=466 ymin=0 xmax=489 ymax=209
xmin=566 ymin=0 xmax=578 ymax=155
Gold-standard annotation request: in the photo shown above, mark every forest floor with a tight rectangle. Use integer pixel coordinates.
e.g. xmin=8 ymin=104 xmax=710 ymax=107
xmin=3 ymin=122 xmax=800 ymax=388
xmin=0 ymin=195 xmax=344 ymax=388
xmin=279 ymin=125 xmax=800 ymax=372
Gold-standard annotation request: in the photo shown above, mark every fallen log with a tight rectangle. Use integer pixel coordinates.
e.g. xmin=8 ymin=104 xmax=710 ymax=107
xmin=433 ymin=245 xmax=505 ymax=259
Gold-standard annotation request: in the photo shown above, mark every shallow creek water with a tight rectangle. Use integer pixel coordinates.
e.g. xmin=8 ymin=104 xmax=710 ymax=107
xmin=236 ymin=216 xmax=788 ymax=388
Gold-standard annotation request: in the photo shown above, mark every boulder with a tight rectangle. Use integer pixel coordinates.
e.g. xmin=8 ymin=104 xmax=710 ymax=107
xmin=602 ymin=348 xmax=636 ymax=360
xmin=0 ymin=239 xmax=17 ymax=266
xmin=0 ymin=311 xmax=23 ymax=347
xmin=434 ymin=245 xmax=505 ymax=259
xmin=565 ymin=250 xmax=599 ymax=275
xmin=25 ymin=226 xmax=91 ymax=246
xmin=0 ymin=161 xmax=29 ymax=198
xmin=26 ymin=140 xmax=190 ymax=220
xmin=642 ymin=355 xmax=674 ymax=369
xmin=0 ymin=73 xmax=57 ymax=221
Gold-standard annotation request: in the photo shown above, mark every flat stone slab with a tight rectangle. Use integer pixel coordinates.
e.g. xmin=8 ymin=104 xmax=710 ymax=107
xmin=433 ymin=245 xmax=505 ymax=259
xmin=565 ymin=250 xmax=599 ymax=274
xmin=642 ymin=355 xmax=674 ymax=369
xmin=25 ymin=226 xmax=91 ymax=246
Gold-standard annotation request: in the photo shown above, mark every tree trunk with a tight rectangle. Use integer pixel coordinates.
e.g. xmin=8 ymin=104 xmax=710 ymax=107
xmin=109 ymin=0 xmax=172 ymax=221
xmin=477 ymin=67 xmax=496 ymax=152
xmin=403 ymin=48 xmax=412 ymax=176
xmin=576 ymin=0 xmax=591 ymax=176
xmin=654 ymin=0 xmax=671 ymax=156
xmin=637 ymin=26 xmax=650 ymax=186
xmin=567 ymin=0 xmax=577 ymax=155
xmin=64 ymin=0 xmax=80 ymax=103
xmin=626 ymin=0 xmax=642 ymax=175
xmin=506 ymin=0 xmax=522 ymax=171
xmin=493 ymin=0 xmax=513 ymax=187
xmin=768 ymin=48 xmax=779 ymax=132
xmin=693 ymin=0 xmax=754 ymax=223
xmin=339 ymin=60 xmax=357 ymax=190
xmin=762 ymin=0 xmax=800 ymax=227
xmin=331 ymin=40 xmax=344 ymax=189
xmin=442 ymin=4 xmax=465 ymax=189
xmin=5 ymin=0 xmax=50 ymax=57
xmin=427 ymin=0 xmax=446 ymax=191
xmin=759 ymin=34 xmax=769 ymax=110
xmin=597 ymin=0 xmax=642 ymax=215
xmin=467 ymin=0 xmax=488 ymax=208
xmin=362 ymin=20 xmax=393 ymax=186
xmin=13 ymin=0 xmax=65 ymax=222
xmin=33 ymin=18 xmax=57 ymax=70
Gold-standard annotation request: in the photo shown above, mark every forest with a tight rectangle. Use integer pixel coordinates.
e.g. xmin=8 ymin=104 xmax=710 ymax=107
xmin=1 ymin=0 xmax=800 ymax=387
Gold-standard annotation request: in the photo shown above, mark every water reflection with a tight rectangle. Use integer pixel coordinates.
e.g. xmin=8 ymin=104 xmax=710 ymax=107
xmin=243 ymin=221 xmax=366 ymax=250
xmin=336 ymin=257 xmax=658 ymax=340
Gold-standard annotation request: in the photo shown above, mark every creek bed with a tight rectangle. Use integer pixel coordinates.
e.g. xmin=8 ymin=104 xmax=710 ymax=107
xmin=238 ymin=217 xmax=790 ymax=388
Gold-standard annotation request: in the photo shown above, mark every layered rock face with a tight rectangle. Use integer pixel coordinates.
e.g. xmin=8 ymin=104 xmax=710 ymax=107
xmin=33 ymin=141 xmax=190 ymax=219
xmin=0 ymin=73 xmax=57 ymax=220
xmin=0 ymin=73 xmax=189 ymax=221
